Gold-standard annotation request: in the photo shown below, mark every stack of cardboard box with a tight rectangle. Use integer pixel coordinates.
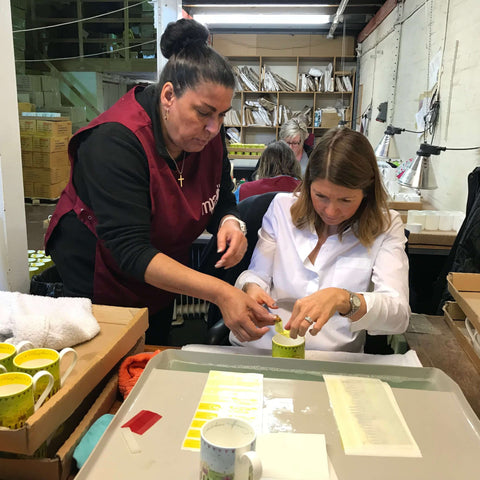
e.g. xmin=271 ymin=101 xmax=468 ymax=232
xmin=17 ymin=74 xmax=61 ymax=111
xmin=20 ymin=117 xmax=72 ymax=199
xmin=17 ymin=74 xmax=88 ymax=133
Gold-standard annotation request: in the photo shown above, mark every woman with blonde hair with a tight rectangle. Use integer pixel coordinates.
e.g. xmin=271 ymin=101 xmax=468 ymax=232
xmin=231 ymin=127 xmax=410 ymax=352
xmin=235 ymin=141 xmax=301 ymax=202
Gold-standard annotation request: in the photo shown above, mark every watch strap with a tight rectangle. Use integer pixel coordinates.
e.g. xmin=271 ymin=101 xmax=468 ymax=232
xmin=220 ymin=215 xmax=247 ymax=235
xmin=339 ymin=289 xmax=361 ymax=318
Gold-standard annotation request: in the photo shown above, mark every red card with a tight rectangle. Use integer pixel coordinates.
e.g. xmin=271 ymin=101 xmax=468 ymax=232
xmin=121 ymin=410 xmax=162 ymax=435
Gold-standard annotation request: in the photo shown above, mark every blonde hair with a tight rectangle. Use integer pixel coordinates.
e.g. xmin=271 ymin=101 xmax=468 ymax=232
xmin=254 ymin=141 xmax=302 ymax=180
xmin=279 ymin=118 xmax=309 ymax=143
xmin=290 ymin=128 xmax=391 ymax=247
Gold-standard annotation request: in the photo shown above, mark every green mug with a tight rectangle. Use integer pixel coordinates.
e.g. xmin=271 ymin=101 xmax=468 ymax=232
xmin=13 ymin=347 xmax=77 ymax=400
xmin=0 ymin=371 xmax=54 ymax=429
xmin=272 ymin=333 xmax=305 ymax=359
xmin=0 ymin=341 xmax=34 ymax=373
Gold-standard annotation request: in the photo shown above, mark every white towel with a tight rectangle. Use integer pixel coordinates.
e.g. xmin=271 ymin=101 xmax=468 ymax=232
xmin=0 ymin=291 xmax=100 ymax=349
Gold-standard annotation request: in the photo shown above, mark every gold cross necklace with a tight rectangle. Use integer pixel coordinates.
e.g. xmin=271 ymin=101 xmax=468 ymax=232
xmin=165 ymin=146 xmax=186 ymax=187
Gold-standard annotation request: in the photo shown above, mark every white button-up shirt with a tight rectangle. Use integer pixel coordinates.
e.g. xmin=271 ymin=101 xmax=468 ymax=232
xmin=232 ymin=193 xmax=410 ymax=352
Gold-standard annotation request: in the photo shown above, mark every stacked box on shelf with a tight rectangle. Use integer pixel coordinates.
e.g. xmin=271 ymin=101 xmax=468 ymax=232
xmin=20 ymin=117 xmax=72 ymax=199
xmin=227 ymin=143 xmax=266 ymax=159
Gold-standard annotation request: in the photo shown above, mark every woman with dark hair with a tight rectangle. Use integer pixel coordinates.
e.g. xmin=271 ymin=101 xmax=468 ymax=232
xmin=231 ymin=127 xmax=410 ymax=352
xmin=45 ymin=18 xmax=275 ymax=345
xmin=234 ymin=141 xmax=301 ymax=202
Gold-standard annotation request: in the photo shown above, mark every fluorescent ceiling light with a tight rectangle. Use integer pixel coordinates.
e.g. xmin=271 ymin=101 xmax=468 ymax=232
xmin=194 ymin=13 xmax=330 ymax=25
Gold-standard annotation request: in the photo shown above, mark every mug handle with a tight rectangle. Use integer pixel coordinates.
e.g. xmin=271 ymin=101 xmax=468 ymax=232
xmin=240 ymin=451 xmax=263 ymax=480
xmin=32 ymin=370 xmax=54 ymax=411
xmin=15 ymin=340 xmax=34 ymax=353
xmin=59 ymin=348 xmax=78 ymax=387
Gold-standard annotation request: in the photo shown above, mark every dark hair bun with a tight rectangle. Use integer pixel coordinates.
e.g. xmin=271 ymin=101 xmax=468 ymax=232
xmin=160 ymin=19 xmax=209 ymax=59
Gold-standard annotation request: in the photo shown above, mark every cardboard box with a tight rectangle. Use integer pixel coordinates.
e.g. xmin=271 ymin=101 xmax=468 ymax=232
xmin=17 ymin=93 xmax=30 ymax=103
xmin=407 ymin=230 xmax=457 ymax=247
xmin=443 ymin=301 xmax=480 ymax=375
xmin=39 ymin=106 xmax=87 ymax=124
xmin=43 ymin=91 xmax=62 ymax=108
xmin=33 ymin=181 xmax=68 ymax=199
xmin=32 ymin=151 xmax=70 ymax=169
xmin=36 ymin=119 xmax=72 ymax=138
xmin=30 ymin=91 xmax=45 ymax=108
xmin=19 ymin=118 xmax=36 ymax=135
xmin=320 ymin=110 xmax=340 ymax=128
xmin=16 ymin=75 xmax=42 ymax=92
xmin=18 ymin=102 xmax=36 ymax=114
xmin=23 ymin=166 xmax=70 ymax=184
xmin=21 ymin=151 xmax=33 ymax=168
xmin=447 ymin=272 xmax=480 ymax=333
xmin=32 ymin=136 xmax=70 ymax=153
xmin=0 ymin=304 xmax=148 ymax=455
xmin=0 ymin=373 xmax=120 ymax=480
xmin=20 ymin=135 xmax=33 ymax=152
xmin=41 ymin=75 xmax=60 ymax=92
xmin=23 ymin=181 xmax=34 ymax=197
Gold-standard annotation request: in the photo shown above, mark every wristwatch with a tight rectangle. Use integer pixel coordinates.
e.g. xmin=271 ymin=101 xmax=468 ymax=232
xmin=339 ymin=290 xmax=361 ymax=318
xmin=220 ymin=215 xmax=247 ymax=235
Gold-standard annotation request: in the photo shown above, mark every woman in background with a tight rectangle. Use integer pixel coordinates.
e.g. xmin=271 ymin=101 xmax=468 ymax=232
xmin=235 ymin=141 xmax=301 ymax=202
xmin=279 ymin=118 xmax=312 ymax=175
xmin=231 ymin=127 xmax=410 ymax=352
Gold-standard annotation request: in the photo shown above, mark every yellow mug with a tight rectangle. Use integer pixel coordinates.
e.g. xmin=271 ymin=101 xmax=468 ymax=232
xmin=14 ymin=347 xmax=77 ymax=399
xmin=0 ymin=341 xmax=34 ymax=373
xmin=0 ymin=371 xmax=54 ymax=429
xmin=272 ymin=333 xmax=305 ymax=359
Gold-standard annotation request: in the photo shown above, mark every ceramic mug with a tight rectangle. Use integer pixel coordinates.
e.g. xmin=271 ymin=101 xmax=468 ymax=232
xmin=13 ymin=347 xmax=77 ymax=399
xmin=200 ymin=417 xmax=262 ymax=480
xmin=0 ymin=341 xmax=34 ymax=373
xmin=272 ymin=333 xmax=305 ymax=359
xmin=0 ymin=371 xmax=54 ymax=429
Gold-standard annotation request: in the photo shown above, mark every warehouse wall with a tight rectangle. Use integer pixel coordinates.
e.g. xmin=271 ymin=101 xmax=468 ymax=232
xmin=359 ymin=0 xmax=480 ymax=211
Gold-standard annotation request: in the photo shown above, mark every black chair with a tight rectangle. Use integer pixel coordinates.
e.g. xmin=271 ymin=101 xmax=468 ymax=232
xmin=202 ymin=192 xmax=280 ymax=344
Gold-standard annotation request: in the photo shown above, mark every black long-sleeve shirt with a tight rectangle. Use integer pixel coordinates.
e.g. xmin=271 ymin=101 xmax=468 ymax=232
xmin=49 ymin=85 xmax=238 ymax=297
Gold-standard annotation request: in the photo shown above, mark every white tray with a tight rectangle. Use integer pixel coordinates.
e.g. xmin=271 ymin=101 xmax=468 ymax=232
xmin=76 ymin=350 xmax=480 ymax=479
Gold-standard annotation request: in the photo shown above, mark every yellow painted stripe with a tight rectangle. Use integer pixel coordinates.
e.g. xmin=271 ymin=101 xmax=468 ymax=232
xmin=183 ymin=438 xmax=201 ymax=449
xmin=194 ymin=411 xmax=217 ymax=420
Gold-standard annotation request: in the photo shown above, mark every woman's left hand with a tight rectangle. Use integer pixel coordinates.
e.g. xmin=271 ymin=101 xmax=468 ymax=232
xmin=214 ymin=218 xmax=248 ymax=269
xmin=285 ymin=287 xmax=351 ymax=338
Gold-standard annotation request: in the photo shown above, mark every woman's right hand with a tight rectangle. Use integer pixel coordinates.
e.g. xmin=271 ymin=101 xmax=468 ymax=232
xmin=217 ymin=287 xmax=276 ymax=342
xmin=242 ymin=282 xmax=277 ymax=309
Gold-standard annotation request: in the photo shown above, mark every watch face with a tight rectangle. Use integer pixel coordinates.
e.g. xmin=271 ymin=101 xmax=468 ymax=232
xmin=352 ymin=294 xmax=361 ymax=308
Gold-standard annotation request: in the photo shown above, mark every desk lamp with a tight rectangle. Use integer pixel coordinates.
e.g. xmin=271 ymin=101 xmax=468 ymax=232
xmin=374 ymin=125 xmax=405 ymax=161
xmin=396 ymin=143 xmax=446 ymax=190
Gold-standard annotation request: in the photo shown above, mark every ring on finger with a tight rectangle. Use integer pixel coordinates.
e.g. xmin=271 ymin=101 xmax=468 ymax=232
xmin=304 ymin=315 xmax=314 ymax=325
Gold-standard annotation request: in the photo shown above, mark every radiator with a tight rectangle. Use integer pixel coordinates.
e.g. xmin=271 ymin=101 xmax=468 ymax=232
xmin=171 ymin=235 xmax=211 ymax=326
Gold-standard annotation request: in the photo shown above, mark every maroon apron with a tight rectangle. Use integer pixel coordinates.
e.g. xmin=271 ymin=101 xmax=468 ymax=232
xmin=45 ymin=86 xmax=223 ymax=313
